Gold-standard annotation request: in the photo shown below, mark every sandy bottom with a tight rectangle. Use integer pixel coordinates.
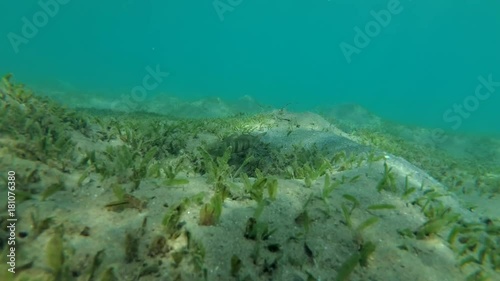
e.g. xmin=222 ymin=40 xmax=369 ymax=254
xmin=0 ymin=95 xmax=499 ymax=281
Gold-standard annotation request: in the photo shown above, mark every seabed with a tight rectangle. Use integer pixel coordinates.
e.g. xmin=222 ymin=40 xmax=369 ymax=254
xmin=1 ymin=74 xmax=500 ymax=281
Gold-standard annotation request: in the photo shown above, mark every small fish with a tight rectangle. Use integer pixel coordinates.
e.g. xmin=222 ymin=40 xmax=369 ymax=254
xmin=104 ymin=194 xmax=147 ymax=212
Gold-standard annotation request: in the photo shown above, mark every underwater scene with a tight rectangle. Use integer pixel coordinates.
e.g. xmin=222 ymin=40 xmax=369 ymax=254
xmin=1 ymin=1 xmax=500 ymax=281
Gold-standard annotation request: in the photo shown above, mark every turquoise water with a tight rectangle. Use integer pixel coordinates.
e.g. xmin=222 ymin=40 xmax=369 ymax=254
xmin=1 ymin=0 xmax=499 ymax=134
